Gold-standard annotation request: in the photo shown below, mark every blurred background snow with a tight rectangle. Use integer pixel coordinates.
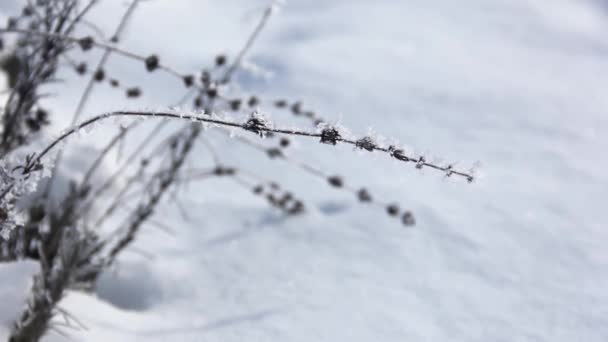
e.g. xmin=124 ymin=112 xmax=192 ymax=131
xmin=1 ymin=0 xmax=607 ymax=341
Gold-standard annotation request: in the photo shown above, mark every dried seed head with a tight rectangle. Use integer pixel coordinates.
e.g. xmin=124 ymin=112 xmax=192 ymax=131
xmin=253 ymin=185 xmax=264 ymax=195
xmin=243 ymin=112 xmax=271 ymax=137
xmin=110 ymin=79 xmax=119 ymax=87
xmin=279 ymin=192 xmax=293 ymax=205
xmin=415 ymin=157 xmax=425 ymax=169
xmin=288 ymin=200 xmax=305 ymax=215
xmin=145 ymin=55 xmax=159 ymax=72
xmin=357 ymin=188 xmax=372 ymax=202
xmin=35 ymin=109 xmax=48 ymax=122
xmin=445 ymin=165 xmax=453 ymax=177
xmin=266 ymin=148 xmax=283 ymax=159
xmin=183 ymin=75 xmax=194 ymax=87
xmin=279 ymin=137 xmax=290 ymax=148
xmin=327 ymin=175 xmax=343 ymax=188
xmin=266 ymin=193 xmax=277 ymax=205
xmin=22 ymin=5 xmax=34 ymax=16
xmin=386 ymin=204 xmax=399 ymax=217
xmin=215 ymin=55 xmax=227 ymax=66
xmin=213 ymin=166 xmax=235 ymax=176
xmin=25 ymin=118 xmax=40 ymax=131
xmin=248 ymin=96 xmax=259 ymax=107
xmin=93 ymin=69 xmax=105 ymax=82
xmin=194 ymin=96 xmax=203 ymax=108
xmin=78 ymin=36 xmax=94 ymax=51
xmin=229 ymin=99 xmax=242 ymax=111
xmin=201 ymin=70 xmax=211 ymax=85
xmin=355 ymin=136 xmax=376 ymax=152
xmin=467 ymin=175 xmax=474 ymax=183
xmin=291 ymin=101 xmax=302 ymax=115
xmin=126 ymin=87 xmax=141 ymax=98
xmin=388 ymin=145 xmax=410 ymax=162
xmin=320 ymin=127 xmax=341 ymax=145
xmin=7 ymin=17 xmax=17 ymax=30
xmin=206 ymin=87 xmax=218 ymax=98
xmin=274 ymin=100 xmax=287 ymax=108
xmin=75 ymin=62 xmax=87 ymax=75
xmin=401 ymin=211 xmax=415 ymax=226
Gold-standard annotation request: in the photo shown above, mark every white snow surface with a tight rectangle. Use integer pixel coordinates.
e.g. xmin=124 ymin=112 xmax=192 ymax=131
xmin=1 ymin=0 xmax=607 ymax=341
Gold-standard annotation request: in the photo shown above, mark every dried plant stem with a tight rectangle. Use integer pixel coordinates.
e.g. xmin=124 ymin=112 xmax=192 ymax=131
xmin=221 ymin=2 xmax=277 ymax=83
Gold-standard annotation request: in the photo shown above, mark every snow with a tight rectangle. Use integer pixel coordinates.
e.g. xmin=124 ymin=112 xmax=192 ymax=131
xmin=1 ymin=0 xmax=608 ymax=341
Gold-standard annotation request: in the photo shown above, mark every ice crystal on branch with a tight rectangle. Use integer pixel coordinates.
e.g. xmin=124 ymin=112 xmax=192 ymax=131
xmin=244 ymin=111 xmax=272 ymax=137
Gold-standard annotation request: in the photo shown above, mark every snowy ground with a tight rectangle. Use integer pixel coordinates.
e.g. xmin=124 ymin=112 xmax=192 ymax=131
xmin=1 ymin=0 xmax=608 ymax=341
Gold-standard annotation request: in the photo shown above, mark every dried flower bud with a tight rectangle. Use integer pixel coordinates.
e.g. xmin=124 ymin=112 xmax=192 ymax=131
xmin=229 ymin=99 xmax=242 ymax=111
xmin=253 ymin=185 xmax=264 ymax=194
xmin=75 ymin=62 xmax=87 ymax=75
xmin=386 ymin=204 xmax=399 ymax=216
xmin=109 ymin=79 xmax=119 ymax=87
xmin=279 ymin=137 xmax=290 ymax=148
xmin=194 ymin=96 xmax=203 ymax=108
xmin=266 ymin=148 xmax=283 ymax=159
xmin=402 ymin=211 xmax=415 ymax=226
xmin=274 ymin=100 xmax=287 ymax=108
xmin=183 ymin=75 xmax=194 ymax=87
xmin=445 ymin=165 xmax=453 ymax=177
xmin=357 ymin=188 xmax=372 ymax=202
xmin=206 ymin=87 xmax=218 ymax=98
xmin=215 ymin=54 xmax=227 ymax=66
xmin=355 ymin=137 xmax=376 ymax=152
xmin=467 ymin=175 xmax=474 ymax=183
xmin=145 ymin=55 xmax=159 ymax=72
xmin=288 ymin=200 xmax=305 ymax=215
xmin=201 ymin=70 xmax=211 ymax=85
xmin=415 ymin=157 xmax=425 ymax=169
xmin=243 ymin=112 xmax=270 ymax=137
xmin=25 ymin=118 xmax=40 ymax=131
xmin=291 ymin=101 xmax=302 ymax=115
xmin=320 ymin=127 xmax=340 ymax=145
xmin=22 ymin=5 xmax=34 ymax=17
xmin=248 ymin=96 xmax=259 ymax=107
xmin=126 ymin=87 xmax=141 ymax=98
xmin=93 ymin=69 xmax=105 ymax=82
xmin=35 ymin=109 xmax=48 ymax=122
xmin=78 ymin=36 xmax=95 ymax=51
xmin=327 ymin=175 xmax=343 ymax=188
xmin=278 ymin=192 xmax=293 ymax=206
xmin=388 ymin=145 xmax=410 ymax=162
xmin=7 ymin=17 xmax=17 ymax=30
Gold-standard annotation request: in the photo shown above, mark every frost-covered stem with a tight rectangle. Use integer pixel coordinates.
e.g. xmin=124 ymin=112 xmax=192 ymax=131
xmin=16 ymin=110 xmax=474 ymax=182
xmin=87 ymin=120 xmax=165 ymax=202
xmin=70 ymin=0 xmax=140 ymax=125
xmin=46 ymin=0 xmax=141 ymax=196
xmin=79 ymin=121 xmax=137 ymax=187
xmin=103 ymin=124 xmax=201 ymax=269
xmin=221 ymin=1 xmax=278 ymax=84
